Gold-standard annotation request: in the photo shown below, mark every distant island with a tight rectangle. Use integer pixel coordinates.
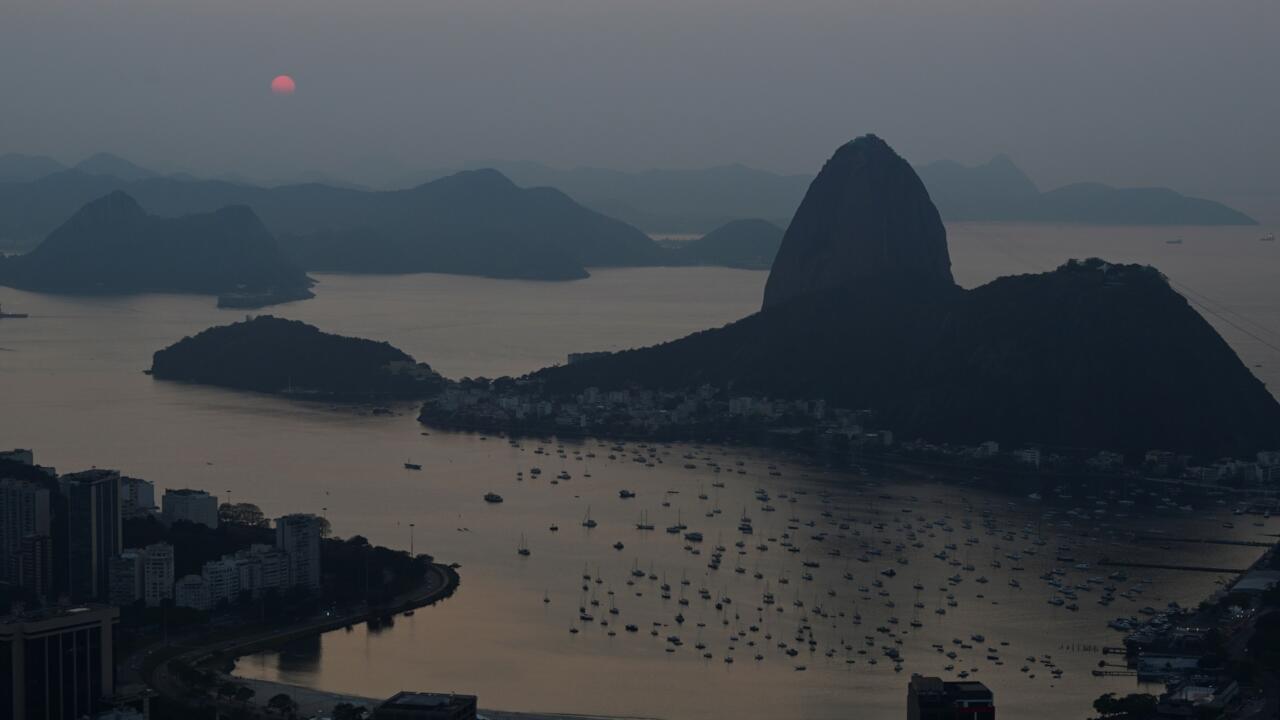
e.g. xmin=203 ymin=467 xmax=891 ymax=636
xmin=420 ymin=135 xmax=1280 ymax=459
xmin=0 ymin=162 xmax=671 ymax=280
xmin=150 ymin=315 xmax=445 ymax=400
xmin=0 ymin=191 xmax=313 ymax=308
xmin=915 ymin=155 xmax=1257 ymax=226
xmin=670 ymin=219 xmax=784 ymax=270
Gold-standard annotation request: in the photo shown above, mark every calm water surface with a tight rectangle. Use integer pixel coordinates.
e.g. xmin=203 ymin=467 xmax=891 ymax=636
xmin=1 ymin=223 xmax=1277 ymax=719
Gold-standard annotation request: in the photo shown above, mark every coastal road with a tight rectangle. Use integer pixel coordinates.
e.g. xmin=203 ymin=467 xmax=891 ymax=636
xmin=141 ymin=564 xmax=458 ymax=717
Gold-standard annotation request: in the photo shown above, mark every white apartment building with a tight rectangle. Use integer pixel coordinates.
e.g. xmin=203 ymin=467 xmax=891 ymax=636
xmin=142 ymin=542 xmax=174 ymax=607
xmin=276 ymin=513 xmax=323 ymax=590
xmin=175 ymin=574 xmax=210 ymax=611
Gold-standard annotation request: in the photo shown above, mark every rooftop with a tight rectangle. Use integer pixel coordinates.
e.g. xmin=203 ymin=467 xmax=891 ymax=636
xmin=1 ymin=603 xmax=119 ymax=627
xmin=61 ymin=468 xmax=121 ymax=483
xmin=381 ymin=691 xmax=477 ymax=709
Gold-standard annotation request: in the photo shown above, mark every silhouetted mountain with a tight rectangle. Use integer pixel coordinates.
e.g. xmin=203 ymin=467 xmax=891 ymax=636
xmin=0 ymin=153 xmax=66 ymax=182
xmin=1034 ymin=182 xmax=1258 ymax=225
xmin=73 ymin=152 xmax=157 ymax=181
xmin=917 ymin=157 xmax=1256 ymax=225
xmin=0 ymin=169 xmax=669 ymax=279
xmin=150 ymin=315 xmax=444 ymax=399
xmin=274 ymin=169 xmax=667 ymax=279
xmin=428 ymin=155 xmax=1255 ymax=231
xmin=763 ymin=135 xmax=954 ymax=310
xmin=914 ymin=155 xmax=1039 ymax=220
xmin=527 ymin=136 xmax=1280 ymax=457
xmin=426 ymin=161 xmax=812 ymax=234
xmin=0 ymin=191 xmax=313 ymax=305
xmin=673 ymin=219 xmax=783 ymax=270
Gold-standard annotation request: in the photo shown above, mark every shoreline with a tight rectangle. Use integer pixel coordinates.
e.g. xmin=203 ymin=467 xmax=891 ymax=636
xmin=228 ymin=675 xmax=663 ymax=720
xmin=142 ymin=563 xmax=461 ymax=714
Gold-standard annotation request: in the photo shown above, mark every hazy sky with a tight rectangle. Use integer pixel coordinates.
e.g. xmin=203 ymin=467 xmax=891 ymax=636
xmin=2 ymin=0 xmax=1276 ymax=207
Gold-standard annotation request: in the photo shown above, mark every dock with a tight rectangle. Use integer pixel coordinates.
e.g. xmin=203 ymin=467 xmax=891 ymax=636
xmin=1134 ymin=534 xmax=1274 ymax=548
xmin=1098 ymin=558 xmax=1248 ymax=574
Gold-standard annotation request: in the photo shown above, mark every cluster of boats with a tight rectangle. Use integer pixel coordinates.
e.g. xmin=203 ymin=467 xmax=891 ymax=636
xmin=466 ymin=437 xmax=1267 ymax=683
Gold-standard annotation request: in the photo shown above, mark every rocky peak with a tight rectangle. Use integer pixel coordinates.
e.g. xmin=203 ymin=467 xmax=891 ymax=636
xmin=762 ymin=134 xmax=954 ymax=310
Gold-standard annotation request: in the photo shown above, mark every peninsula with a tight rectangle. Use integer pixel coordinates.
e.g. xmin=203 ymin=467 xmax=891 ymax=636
xmin=419 ymin=135 xmax=1280 ymax=460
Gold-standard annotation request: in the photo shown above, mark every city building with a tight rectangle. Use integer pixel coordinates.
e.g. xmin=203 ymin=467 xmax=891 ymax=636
xmin=107 ymin=543 xmax=174 ymax=608
xmin=276 ymin=513 xmax=323 ymax=590
xmin=233 ymin=544 xmax=290 ymax=597
xmin=0 ymin=604 xmax=120 ymax=720
xmin=371 ymin=691 xmax=478 ymax=720
xmin=174 ymin=575 xmax=210 ymax=611
xmin=161 ymin=489 xmax=218 ymax=528
xmin=201 ymin=558 xmax=241 ymax=607
xmin=0 ymin=448 xmax=35 ymax=465
xmin=142 ymin=542 xmax=174 ymax=607
xmin=107 ymin=551 xmax=145 ymax=607
xmin=1015 ymin=448 xmax=1042 ymax=468
xmin=0 ymin=478 xmax=51 ymax=585
xmin=61 ymin=470 xmax=123 ymax=602
xmin=17 ymin=535 xmax=54 ymax=602
xmin=119 ymin=477 xmax=155 ymax=519
xmin=907 ymin=674 xmax=995 ymax=720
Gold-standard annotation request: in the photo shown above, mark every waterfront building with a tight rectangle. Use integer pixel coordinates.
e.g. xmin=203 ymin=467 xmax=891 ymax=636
xmin=371 ymin=691 xmax=478 ymax=720
xmin=1015 ymin=447 xmax=1041 ymax=468
xmin=119 ymin=477 xmax=155 ymax=519
xmin=161 ymin=488 xmax=218 ymax=528
xmin=907 ymin=674 xmax=995 ymax=720
xmin=0 ymin=478 xmax=51 ymax=584
xmin=174 ymin=575 xmax=210 ymax=611
xmin=142 ymin=542 xmax=174 ymax=607
xmin=0 ymin=604 xmax=119 ymax=720
xmin=1156 ymin=681 xmax=1238 ymax=717
xmin=1231 ymin=570 xmax=1280 ymax=597
xmin=61 ymin=470 xmax=122 ymax=602
xmin=276 ymin=513 xmax=323 ymax=591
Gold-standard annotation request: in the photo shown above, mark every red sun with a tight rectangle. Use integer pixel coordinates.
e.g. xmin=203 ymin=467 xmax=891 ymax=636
xmin=270 ymin=75 xmax=296 ymax=95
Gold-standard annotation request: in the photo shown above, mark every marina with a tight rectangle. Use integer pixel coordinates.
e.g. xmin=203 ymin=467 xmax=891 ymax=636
xmin=232 ymin=433 xmax=1271 ymax=719
xmin=3 ymin=239 xmax=1276 ymax=719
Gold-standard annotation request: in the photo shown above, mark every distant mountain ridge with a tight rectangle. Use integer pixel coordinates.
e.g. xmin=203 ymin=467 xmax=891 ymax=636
xmin=0 ymin=166 xmax=670 ymax=280
xmin=0 ymin=153 xmax=68 ymax=183
xmin=0 ymin=149 xmax=1255 ymax=269
xmin=0 ymin=191 xmax=313 ymax=305
xmin=460 ymin=155 xmax=1256 ymax=231
xmin=73 ymin=152 xmax=158 ymax=181
xmin=524 ymin=135 xmax=1280 ymax=457
xmin=423 ymin=161 xmax=813 ymax=234
xmin=915 ymin=157 xmax=1257 ymax=225
xmin=672 ymin=219 xmax=783 ymax=270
